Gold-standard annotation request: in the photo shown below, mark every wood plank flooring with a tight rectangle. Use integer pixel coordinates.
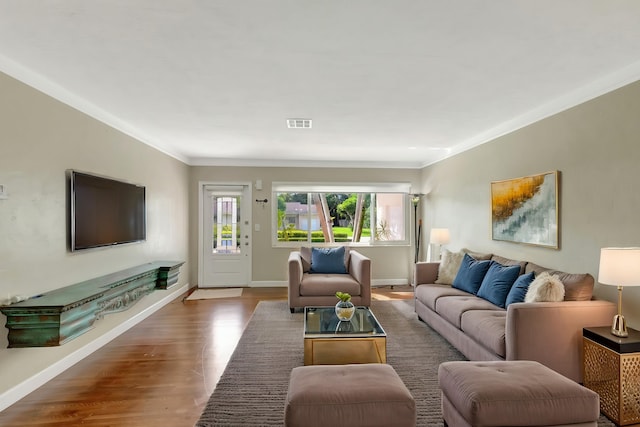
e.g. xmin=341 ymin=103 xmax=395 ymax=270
xmin=0 ymin=286 xmax=413 ymax=427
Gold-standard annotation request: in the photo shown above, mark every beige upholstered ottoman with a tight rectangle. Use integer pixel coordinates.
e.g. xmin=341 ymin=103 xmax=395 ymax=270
xmin=438 ymin=361 xmax=600 ymax=427
xmin=285 ymin=363 xmax=416 ymax=427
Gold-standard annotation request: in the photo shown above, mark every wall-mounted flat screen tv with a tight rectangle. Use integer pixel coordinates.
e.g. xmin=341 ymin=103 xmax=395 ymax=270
xmin=69 ymin=170 xmax=146 ymax=251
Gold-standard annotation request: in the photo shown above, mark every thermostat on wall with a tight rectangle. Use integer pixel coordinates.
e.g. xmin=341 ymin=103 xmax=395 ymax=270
xmin=0 ymin=185 xmax=7 ymax=200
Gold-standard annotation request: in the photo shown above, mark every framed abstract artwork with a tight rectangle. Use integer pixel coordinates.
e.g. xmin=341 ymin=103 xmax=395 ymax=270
xmin=491 ymin=171 xmax=559 ymax=248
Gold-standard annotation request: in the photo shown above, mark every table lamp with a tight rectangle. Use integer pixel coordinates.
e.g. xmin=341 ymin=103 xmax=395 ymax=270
xmin=598 ymin=247 xmax=640 ymax=337
xmin=429 ymin=228 xmax=450 ymax=262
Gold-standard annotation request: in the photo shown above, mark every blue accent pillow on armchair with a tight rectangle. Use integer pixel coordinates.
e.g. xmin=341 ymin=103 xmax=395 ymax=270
xmin=477 ymin=262 xmax=522 ymax=308
xmin=310 ymin=246 xmax=347 ymax=274
xmin=505 ymin=272 xmax=535 ymax=307
xmin=452 ymin=253 xmax=492 ymax=294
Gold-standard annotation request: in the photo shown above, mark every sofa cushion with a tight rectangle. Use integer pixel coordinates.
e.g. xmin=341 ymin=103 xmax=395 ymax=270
xmin=415 ymin=284 xmax=471 ymax=311
xmin=524 ymin=262 xmax=594 ymax=301
xmin=553 ymin=272 xmax=594 ymax=301
xmin=490 ymin=255 xmax=526 ymax=275
xmin=436 ymin=296 xmax=501 ymax=329
xmin=299 ymin=273 xmax=361 ymax=296
xmin=525 ymin=272 xmax=565 ymax=302
xmin=310 ymin=247 xmax=347 ymax=274
xmin=435 ymin=249 xmax=465 ymax=285
xmin=477 ymin=262 xmax=521 ymax=308
xmin=524 ymin=261 xmax=550 ymax=276
xmin=452 ymin=254 xmax=492 ymax=295
xmin=462 ymin=248 xmax=493 ymax=260
xmin=300 ymin=247 xmax=312 ymax=272
xmin=505 ymin=271 xmax=535 ymax=306
xmin=460 ymin=310 xmax=507 ymax=357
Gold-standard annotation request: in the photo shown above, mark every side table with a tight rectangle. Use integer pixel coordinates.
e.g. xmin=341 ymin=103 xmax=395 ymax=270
xmin=583 ymin=326 xmax=640 ymax=426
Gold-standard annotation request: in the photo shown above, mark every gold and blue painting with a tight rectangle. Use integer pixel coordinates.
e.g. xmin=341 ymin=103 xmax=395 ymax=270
xmin=491 ymin=171 xmax=559 ymax=248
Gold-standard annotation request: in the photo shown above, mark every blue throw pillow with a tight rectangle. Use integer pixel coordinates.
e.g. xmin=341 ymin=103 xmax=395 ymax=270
xmin=505 ymin=272 xmax=536 ymax=307
xmin=452 ymin=254 xmax=492 ymax=294
xmin=310 ymin=247 xmax=347 ymax=274
xmin=477 ymin=262 xmax=522 ymax=308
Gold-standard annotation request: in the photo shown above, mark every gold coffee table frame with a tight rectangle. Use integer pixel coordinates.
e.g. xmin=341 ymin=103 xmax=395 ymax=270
xmin=303 ymin=306 xmax=387 ymax=365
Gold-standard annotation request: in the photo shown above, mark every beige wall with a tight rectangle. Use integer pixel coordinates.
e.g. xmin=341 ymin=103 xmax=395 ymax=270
xmin=189 ymin=166 xmax=421 ymax=285
xmin=0 ymin=71 xmax=190 ymax=345
xmin=420 ymin=79 xmax=640 ymax=327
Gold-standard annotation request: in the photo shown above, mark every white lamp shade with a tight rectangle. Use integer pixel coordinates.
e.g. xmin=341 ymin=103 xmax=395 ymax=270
xmin=430 ymin=228 xmax=450 ymax=245
xmin=598 ymin=247 xmax=640 ymax=287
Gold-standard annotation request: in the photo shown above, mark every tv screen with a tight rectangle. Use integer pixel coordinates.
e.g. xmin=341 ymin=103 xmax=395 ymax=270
xmin=69 ymin=171 xmax=146 ymax=251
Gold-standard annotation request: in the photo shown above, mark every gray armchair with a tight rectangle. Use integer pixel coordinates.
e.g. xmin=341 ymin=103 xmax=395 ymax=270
xmin=288 ymin=249 xmax=372 ymax=313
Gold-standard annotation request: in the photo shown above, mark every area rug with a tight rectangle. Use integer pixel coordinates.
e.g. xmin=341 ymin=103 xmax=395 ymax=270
xmin=195 ymin=299 xmax=615 ymax=426
xmin=186 ymin=288 xmax=243 ymax=300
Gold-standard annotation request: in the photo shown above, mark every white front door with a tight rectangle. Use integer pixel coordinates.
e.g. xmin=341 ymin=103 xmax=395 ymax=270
xmin=201 ymin=184 xmax=251 ymax=287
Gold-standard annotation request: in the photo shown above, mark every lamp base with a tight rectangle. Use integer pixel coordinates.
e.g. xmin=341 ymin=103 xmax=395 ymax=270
xmin=611 ymin=314 xmax=628 ymax=338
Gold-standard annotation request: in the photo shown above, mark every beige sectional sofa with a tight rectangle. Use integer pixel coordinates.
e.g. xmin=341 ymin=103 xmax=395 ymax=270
xmin=414 ymin=251 xmax=616 ymax=383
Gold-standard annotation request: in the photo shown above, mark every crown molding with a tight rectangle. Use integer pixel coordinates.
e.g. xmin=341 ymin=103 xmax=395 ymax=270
xmin=421 ymin=60 xmax=640 ymax=168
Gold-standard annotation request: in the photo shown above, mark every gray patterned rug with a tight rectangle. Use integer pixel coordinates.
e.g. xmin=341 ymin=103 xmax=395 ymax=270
xmin=195 ymin=299 xmax=615 ymax=426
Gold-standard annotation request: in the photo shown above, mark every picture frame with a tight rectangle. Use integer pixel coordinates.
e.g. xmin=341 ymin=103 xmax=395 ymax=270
xmin=490 ymin=171 xmax=559 ymax=248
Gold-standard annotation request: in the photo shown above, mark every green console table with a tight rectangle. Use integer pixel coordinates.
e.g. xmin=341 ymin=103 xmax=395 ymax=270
xmin=0 ymin=261 xmax=184 ymax=348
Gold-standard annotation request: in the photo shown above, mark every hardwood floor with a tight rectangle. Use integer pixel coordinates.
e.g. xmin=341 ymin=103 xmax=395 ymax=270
xmin=0 ymin=286 xmax=413 ymax=427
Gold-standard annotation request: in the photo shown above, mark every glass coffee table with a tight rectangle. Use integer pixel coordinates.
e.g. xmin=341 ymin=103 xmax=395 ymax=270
xmin=303 ymin=306 xmax=387 ymax=365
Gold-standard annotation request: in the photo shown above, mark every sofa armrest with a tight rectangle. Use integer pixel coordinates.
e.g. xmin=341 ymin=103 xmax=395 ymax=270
xmin=506 ymin=300 xmax=616 ymax=382
xmin=288 ymin=251 xmax=304 ymax=308
xmin=414 ymin=262 xmax=439 ymax=285
xmin=349 ymin=250 xmax=371 ymax=306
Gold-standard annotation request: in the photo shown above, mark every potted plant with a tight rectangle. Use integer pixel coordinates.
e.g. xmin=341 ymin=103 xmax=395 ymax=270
xmin=335 ymin=291 xmax=356 ymax=321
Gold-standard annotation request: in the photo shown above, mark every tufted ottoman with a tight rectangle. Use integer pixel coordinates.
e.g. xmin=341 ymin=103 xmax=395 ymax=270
xmin=438 ymin=361 xmax=600 ymax=427
xmin=285 ymin=363 xmax=416 ymax=427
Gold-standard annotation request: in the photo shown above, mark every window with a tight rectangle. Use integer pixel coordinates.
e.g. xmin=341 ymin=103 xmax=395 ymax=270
xmin=272 ymin=182 xmax=411 ymax=246
xmin=211 ymin=196 xmax=241 ymax=254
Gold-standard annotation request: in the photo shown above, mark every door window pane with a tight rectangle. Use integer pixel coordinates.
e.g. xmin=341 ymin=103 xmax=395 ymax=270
xmin=212 ymin=196 xmax=241 ymax=254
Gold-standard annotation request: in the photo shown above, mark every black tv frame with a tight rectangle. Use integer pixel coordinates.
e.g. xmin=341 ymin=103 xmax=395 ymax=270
xmin=68 ymin=170 xmax=146 ymax=252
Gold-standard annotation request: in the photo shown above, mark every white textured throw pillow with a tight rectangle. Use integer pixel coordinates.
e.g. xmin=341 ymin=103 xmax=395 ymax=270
xmin=435 ymin=249 xmax=465 ymax=285
xmin=524 ymin=272 xmax=565 ymax=302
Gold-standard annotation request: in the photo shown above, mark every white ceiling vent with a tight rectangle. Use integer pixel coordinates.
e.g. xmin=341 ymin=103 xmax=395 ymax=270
xmin=287 ymin=118 xmax=312 ymax=129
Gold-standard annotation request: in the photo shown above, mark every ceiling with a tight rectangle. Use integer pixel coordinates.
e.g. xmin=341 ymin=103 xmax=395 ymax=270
xmin=1 ymin=1 xmax=640 ymax=169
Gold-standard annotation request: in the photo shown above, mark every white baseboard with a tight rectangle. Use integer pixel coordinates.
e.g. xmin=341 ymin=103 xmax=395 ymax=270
xmin=372 ymin=278 xmax=410 ymax=287
xmin=250 ymin=281 xmax=287 ymax=287
xmin=249 ymin=279 xmax=410 ymax=288
xmin=0 ymin=283 xmax=188 ymax=412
